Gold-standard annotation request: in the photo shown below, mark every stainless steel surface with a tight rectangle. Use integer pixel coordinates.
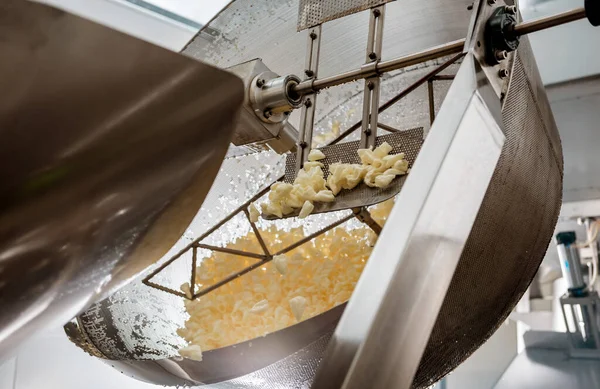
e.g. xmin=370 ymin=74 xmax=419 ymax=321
xmin=293 ymin=39 xmax=466 ymax=94
xmin=250 ymin=74 xmax=302 ymax=118
xmin=70 ymin=1 xmax=563 ymax=388
xmin=494 ymin=331 xmax=600 ymax=389
xmin=312 ymin=53 xmax=505 ymax=389
xmin=0 ymin=0 xmax=243 ymax=358
xmin=75 ymin=298 xmax=346 ymax=385
xmin=557 ymin=241 xmax=586 ymax=290
xmin=559 ymin=292 xmax=600 ymax=357
xmin=512 ymin=7 xmax=587 ymax=36
xmin=297 ymin=0 xmax=394 ymax=31
xmin=227 ymin=59 xmax=299 ymax=154
xmin=276 ymin=130 xmax=424 ymax=219
xmin=296 ymin=25 xmax=321 ymax=171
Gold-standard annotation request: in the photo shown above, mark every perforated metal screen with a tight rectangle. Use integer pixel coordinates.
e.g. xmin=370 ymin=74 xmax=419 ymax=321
xmin=413 ymin=38 xmax=563 ymax=388
xmin=297 ymin=0 xmax=394 ymax=31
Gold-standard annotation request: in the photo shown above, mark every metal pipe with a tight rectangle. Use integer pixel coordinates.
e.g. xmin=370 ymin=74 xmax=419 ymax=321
xmin=377 ymin=122 xmax=400 ymax=133
xmin=511 ymin=7 xmax=586 ymax=36
xmin=195 ymin=243 xmax=267 ymax=260
xmin=293 ymin=39 xmax=465 ymax=94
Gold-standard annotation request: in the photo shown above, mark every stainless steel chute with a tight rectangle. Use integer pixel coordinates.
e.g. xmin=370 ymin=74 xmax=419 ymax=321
xmin=65 ymin=0 xmax=563 ymax=388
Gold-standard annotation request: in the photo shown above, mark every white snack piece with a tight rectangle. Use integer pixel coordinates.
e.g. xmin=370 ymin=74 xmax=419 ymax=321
xmin=307 ymin=149 xmax=326 ymax=161
xmin=248 ymin=203 xmax=260 ymax=223
xmin=303 ymin=161 xmax=324 ymax=169
xmin=250 ymin=299 xmax=269 ymax=314
xmin=299 ymin=200 xmax=314 ymax=219
xmin=289 ymin=296 xmax=307 ymax=321
xmin=273 ymin=254 xmax=288 ymax=275
xmin=260 ymin=140 xmax=410 ymax=218
xmin=314 ymin=190 xmax=335 ymax=202
xmin=374 ymin=174 xmax=395 ymax=188
xmin=179 ymin=344 xmax=203 ymax=361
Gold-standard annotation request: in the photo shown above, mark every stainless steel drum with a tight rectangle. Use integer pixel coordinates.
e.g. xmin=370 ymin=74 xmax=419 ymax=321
xmin=67 ymin=0 xmax=563 ymax=387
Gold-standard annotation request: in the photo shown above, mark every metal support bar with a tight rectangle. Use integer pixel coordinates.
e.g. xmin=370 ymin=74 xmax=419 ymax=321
xmin=377 ymin=122 xmax=400 ymax=133
xmin=428 ymin=79 xmax=435 ymax=125
xmin=292 ymin=39 xmax=466 ymax=95
xmin=330 ymin=52 xmax=465 ymax=145
xmin=432 ymin=74 xmax=455 ymax=81
xmin=195 ymin=243 xmax=267 ymax=260
xmin=511 ymin=7 xmax=586 ymax=36
xmin=243 ymin=208 xmax=271 ymax=256
xmin=353 ymin=207 xmax=382 ymax=235
xmin=360 ymin=5 xmax=385 ymax=149
xmin=190 ymin=246 xmax=197 ymax=297
xmin=296 ymin=25 xmax=321 ymax=172
xmin=273 ymin=213 xmax=355 ymax=256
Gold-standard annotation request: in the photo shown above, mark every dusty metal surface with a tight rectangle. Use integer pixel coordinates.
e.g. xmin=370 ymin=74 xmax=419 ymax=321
xmin=0 ymin=0 xmax=243 ymax=358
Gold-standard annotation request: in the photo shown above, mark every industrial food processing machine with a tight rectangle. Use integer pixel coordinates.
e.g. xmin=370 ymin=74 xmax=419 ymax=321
xmin=2 ymin=0 xmax=599 ymax=388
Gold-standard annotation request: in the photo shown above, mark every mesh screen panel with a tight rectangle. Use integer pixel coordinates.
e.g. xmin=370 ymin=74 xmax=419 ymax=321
xmin=412 ymin=38 xmax=563 ymax=388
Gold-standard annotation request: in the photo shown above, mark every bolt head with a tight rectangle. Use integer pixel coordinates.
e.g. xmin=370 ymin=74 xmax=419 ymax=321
xmin=498 ymin=69 xmax=509 ymax=79
xmin=256 ymin=78 xmax=265 ymax=88
xmin=264 ymin=110 xmax=272 ymax=118
xmin=505 ymin=5 xmax=517 ymax=15
xmin=309 ymin=31 xmax=317 ymax=40
xmin=467 ymin=3 xmax=474 ymax=10
xmin=367 ymin=81 xmax=375 ymax=90
xmin=299 ymin=141 xmax=307 ymax=148
xmin=495 ymin=50 xmax=508 ymax=61
xmin=373 ymin=9 xmax=381 ymax=17
xmin=304 ymin=69 xmax=314 ymax=77
xmin=304 ymin=98 xmax=312 ymax=108
xmin=368 ymin=52 xmax=378 ymax=61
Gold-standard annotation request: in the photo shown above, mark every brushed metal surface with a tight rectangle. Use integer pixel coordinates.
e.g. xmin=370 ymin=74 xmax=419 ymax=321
xmin=0 ymin=0 xmax=243 ymax=358
xmin=311 ymin=53 xmax=505 ymax=389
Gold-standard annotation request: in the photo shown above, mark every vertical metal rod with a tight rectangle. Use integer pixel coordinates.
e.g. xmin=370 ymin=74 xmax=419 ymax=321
xmin=428 ymin=79 xmax=435 ymax=125
xmin=244 ymin=208 xmax=271 ymax=256
xmin=189 ymin=246 xmax=197 ymax=297
xmin=360 ymin=5 xmax=385 ymax=149
xmin=296 ymin=25 xmax=321 ymax=172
